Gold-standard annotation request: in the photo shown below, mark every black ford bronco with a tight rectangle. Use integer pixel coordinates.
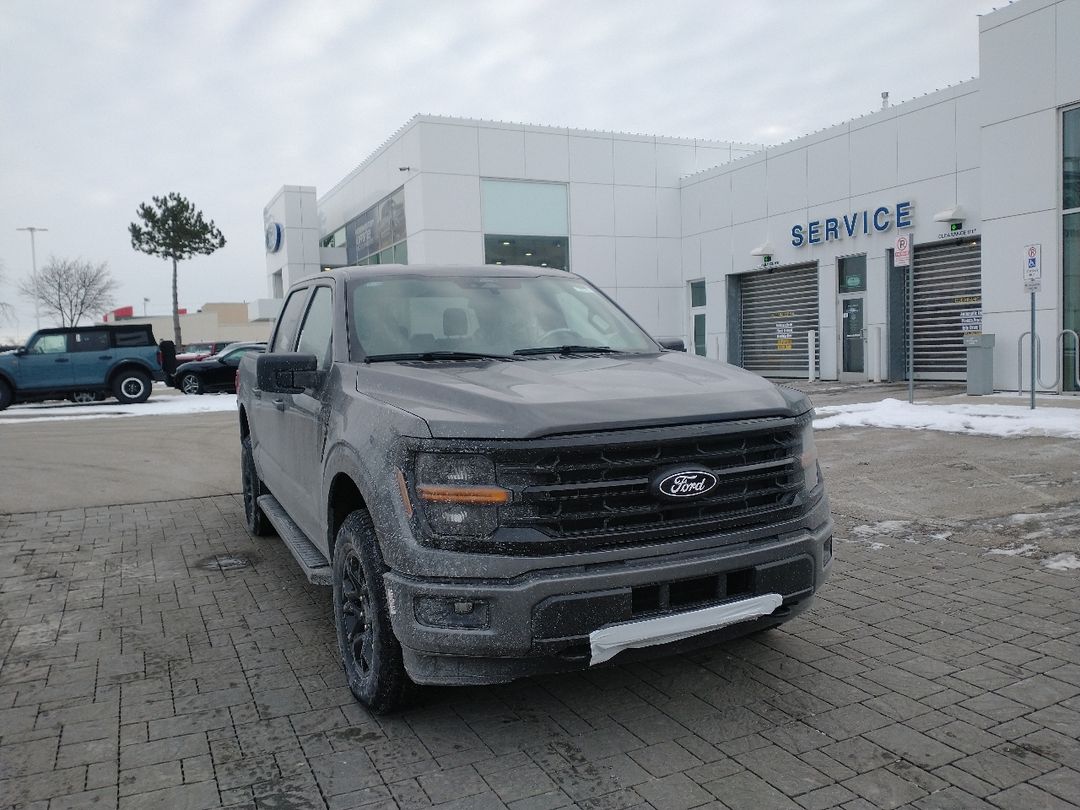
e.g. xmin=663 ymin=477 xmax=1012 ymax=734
xmin=237 ymin=265 xmax=832 ymax=712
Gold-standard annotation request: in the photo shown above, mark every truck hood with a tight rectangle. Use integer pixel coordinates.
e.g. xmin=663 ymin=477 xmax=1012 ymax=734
xmin=355 ymin=352 xmax=805 ymax=439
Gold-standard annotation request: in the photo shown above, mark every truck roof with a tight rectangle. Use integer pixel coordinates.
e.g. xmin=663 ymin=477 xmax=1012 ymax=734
xmin=310 ymin=264 xmax=576 ymax=285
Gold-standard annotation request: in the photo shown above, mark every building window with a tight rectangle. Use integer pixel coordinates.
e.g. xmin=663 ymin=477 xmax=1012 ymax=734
xmin=1065 ymin=107 xmax=1080 ymax=211
xmin=333 ymin=187 xmax=407 ymax=266
xmin=1065 ymin=107 xmax=1080 ymax=391
xmin=838 ymin=255 xmax=867 ymax=292
xmin=320 ymin=226 xmax=347 ymax=249
xmin=481 ymin=180 xmax=569 ymax=270
xmin=689 ymin=279 xmax=706 ymax=357
xmin=484 ymin=235 xmax=566 ymax=270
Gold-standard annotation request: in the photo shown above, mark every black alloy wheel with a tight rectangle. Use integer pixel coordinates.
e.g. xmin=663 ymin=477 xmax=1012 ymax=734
xmin=332 ymin=510 xmax=410 ymax=713
xmin=240 ymin=436 xmax=273 ymax=536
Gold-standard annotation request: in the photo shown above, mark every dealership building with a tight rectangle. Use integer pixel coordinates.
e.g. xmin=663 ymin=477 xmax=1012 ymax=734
xmin=263 ymin=0 xmax=1079 ymax=391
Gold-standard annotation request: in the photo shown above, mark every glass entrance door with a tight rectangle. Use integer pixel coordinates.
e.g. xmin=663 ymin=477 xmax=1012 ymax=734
xmin=839 ymin=296 xmax=866 ymax=382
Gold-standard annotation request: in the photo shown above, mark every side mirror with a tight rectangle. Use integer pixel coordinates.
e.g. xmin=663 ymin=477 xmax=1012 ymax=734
xmin=257 ymin=352 xmax=319 ymax=393
xmin=657 ymin=338 xmax=686 ymax=352
xmin=15 ymin=346 xmax=26 ymax=356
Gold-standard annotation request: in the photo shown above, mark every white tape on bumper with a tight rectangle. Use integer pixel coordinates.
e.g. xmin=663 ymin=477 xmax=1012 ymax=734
xmin=588 ymin=592 xmax=783 ymax=666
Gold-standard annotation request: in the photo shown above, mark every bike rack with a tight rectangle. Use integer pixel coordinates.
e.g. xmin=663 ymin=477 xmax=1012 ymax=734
xmin=1017 ymin=329 xmax=1080 ymax=393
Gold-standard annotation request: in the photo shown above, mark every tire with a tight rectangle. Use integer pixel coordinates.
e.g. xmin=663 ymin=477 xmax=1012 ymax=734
xmin=241 ymin=436 xmax=273 ymax=537
xmin=0 ymin=379 xmax=11 ymax=411
xmin=180 ymin=373 xmax=203 ymax=395
xmin=333 ymin=510 xmax=410 ymax=714
xmin=113 ymin=369 xmax=151 ymax=404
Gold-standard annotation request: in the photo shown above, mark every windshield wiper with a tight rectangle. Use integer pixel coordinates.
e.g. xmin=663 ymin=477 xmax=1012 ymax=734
xmin=364 ymin=351 xmax=514 ymax=363
xmin=513 ymin=345 xmax=620 ymax=356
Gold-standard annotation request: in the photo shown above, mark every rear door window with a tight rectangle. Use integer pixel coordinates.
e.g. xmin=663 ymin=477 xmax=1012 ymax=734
xmin=70 ymin=331 xmax=110 ymax=352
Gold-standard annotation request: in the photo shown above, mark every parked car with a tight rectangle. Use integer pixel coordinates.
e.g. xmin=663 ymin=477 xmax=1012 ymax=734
xmin=174 ymin=342 xmax=266 ymax=394
xmin=0 ymin=324 xmax=174 ymax=410
xmin=174 ymin=340 xmax=233 ymax=366
xmin=237 ymin=265 xmax=832 ymax=712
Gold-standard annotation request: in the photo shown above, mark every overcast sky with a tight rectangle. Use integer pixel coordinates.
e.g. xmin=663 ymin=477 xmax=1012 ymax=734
xmin=1 ymin=0 xmax=1000 ymax=341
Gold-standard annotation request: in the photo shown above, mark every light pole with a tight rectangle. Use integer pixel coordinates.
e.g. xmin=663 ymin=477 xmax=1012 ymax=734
xmin=15 ymin=226 xmax=47 ymax=330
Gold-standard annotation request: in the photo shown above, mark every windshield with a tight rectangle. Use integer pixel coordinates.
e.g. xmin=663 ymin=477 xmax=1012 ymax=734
xmin=348 ymin=275 xmax=658 ymax=359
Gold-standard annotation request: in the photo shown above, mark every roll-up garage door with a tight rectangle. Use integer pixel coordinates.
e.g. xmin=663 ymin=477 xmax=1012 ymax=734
xmin=739 ymin=263 xmax=819 ymax=377
xmin=912 ymin=238 xmax=981 ymax=380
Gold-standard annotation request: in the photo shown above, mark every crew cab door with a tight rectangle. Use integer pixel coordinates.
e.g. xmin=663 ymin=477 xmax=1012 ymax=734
xmin=69 ymin=330 xmax=112 ymax=387
xmin=250 ymin=286 xmax=311 ymax=513
xmin=279 ymin=284 xmax=335 ymax=543
xmin=18 ymin=333 xmax=73 ymax=390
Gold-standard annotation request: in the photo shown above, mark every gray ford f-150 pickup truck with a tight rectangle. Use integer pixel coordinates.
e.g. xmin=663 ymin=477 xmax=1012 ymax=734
xmin=237 ymin=265 xmax=832 ymax=712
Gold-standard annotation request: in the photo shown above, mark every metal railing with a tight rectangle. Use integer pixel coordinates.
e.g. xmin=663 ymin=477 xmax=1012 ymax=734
xmin=1016 ymin=329 xmax=1080 ymax=393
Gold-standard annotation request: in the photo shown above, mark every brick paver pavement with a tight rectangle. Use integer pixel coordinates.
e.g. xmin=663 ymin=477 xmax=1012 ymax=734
xmin=1 ymin=496 xmax=1078 ymax=810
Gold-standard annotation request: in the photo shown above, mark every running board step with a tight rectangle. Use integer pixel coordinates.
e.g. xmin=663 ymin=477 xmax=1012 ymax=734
xmin=257 ymin=495 xmax=333 ymax=586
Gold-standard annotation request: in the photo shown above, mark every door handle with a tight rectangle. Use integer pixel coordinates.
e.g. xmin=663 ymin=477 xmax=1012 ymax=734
xmin=98 ymin=355 xmax=112 ymax=360
xmin=272 ymin=398 xmax=286 ymax=411
xmin=55 ymin=358 xmax=70 ymax=363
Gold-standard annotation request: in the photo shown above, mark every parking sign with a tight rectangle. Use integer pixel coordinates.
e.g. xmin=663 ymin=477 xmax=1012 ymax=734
xmin=1024 ymin=244 xmax=1041 ymax=292
xmin=894 ymin=234 xmax=911 ymax=267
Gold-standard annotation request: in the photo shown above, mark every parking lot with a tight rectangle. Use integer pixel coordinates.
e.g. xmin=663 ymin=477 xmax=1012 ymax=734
xmin=2 ymin=389 xmax=1079 ymax=810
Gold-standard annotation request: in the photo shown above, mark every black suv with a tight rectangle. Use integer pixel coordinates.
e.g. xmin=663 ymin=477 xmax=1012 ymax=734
xmin=237 ymin=265 xmax=832 ymax=712
xmin=0 ymin=324 xmax=173 ymax=410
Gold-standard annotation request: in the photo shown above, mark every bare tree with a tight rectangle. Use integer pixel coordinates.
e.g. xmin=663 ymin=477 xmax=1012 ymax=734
xmin=18 ymin=257 xmax=118 ymax=327
xmin=0 ymin=260 xmax=12 ymax=322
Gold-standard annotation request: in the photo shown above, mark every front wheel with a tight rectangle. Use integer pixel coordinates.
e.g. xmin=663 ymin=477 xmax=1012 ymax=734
xmin=333 ymin=510 xmax=410 ymax=714
xmin=241 ymin=436 xmax=273 ymax=536
xmin=180 ymin=373 xmax=203 ymax=395
xmin=113 ymin=369 xmax=151 ymax=404
xmin=0 ymin=379 xmax=12 ymax=411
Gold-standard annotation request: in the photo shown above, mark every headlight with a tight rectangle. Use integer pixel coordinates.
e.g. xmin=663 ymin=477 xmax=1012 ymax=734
xmin=413 ymin=453 xmax=508 ymax=537
xmin=799 ymin=420 xmax=820 ymax=491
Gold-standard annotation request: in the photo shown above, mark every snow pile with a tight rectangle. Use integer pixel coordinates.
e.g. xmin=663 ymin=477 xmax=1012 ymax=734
xmin=814 ymin=398 xmax=1080 ymax=439
xmin=0 ymin=394 xmax=238 ymax=424
xmin=1044 ymin=553 xmax=1080 ymax=571
xmin=986 ymin=543 xmax=1040 ymax=557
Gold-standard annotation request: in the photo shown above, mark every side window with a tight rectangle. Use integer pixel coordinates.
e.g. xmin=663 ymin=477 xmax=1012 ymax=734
xmin=295 ymin=287 xmax=334 ymax=369
xmin=222 ymin=346 xmax=259 ymax=365
xmin=114 ymin=328 xmax=152 ymax=347
xmin=271 ymin=289 xmax=310 ymax=352
xmin=28 ymin=334 xmax=67 ymax=354
xmin=70 ymin=331 xmax=110 ymax=352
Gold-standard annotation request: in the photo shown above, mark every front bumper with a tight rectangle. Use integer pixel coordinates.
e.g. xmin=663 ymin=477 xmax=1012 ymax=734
xmin=384 ymin=502 xmax=833 ymax=685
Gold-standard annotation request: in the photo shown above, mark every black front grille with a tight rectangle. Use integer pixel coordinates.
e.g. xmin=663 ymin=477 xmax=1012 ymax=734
xmin=494 ymin=418 xmax=810 ymax=549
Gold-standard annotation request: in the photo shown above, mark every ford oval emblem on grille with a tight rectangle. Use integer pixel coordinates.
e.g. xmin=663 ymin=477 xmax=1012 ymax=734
xmin=655 ymin=468 xmax=718 ymax=499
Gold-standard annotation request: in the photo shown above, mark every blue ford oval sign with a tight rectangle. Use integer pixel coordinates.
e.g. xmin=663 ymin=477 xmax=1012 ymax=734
xmin=264 ymin=221 xmax=283 ymax=253
xmin=656 ymin=469 xmax=718 ymax=499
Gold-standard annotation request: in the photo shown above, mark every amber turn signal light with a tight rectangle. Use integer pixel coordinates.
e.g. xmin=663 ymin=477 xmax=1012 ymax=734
xmin=416 ymin=485 xmax=510 ymax=505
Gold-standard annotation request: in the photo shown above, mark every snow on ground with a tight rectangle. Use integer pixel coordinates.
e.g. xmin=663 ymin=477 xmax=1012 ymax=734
xmin=813 ymin=398 xmax=1080 ymax=440
xmin=1044 ymin=553 xmax=1080 ymax=571
xmin=0 ymin=393 xmax=237 ymax=424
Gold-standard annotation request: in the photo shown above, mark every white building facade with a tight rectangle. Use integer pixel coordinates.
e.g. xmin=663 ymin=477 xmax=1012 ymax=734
xmin=264 ymin=0 xmax=1080 ymax=392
